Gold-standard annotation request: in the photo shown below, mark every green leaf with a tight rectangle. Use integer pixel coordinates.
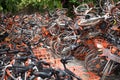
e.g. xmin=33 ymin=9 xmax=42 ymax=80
xmin=0 ymin=6 xmax=3 ymax=11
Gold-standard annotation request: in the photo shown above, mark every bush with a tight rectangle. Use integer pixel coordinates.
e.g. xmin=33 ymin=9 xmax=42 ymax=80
xmin=0 ymin=0 xmax=62 ymax=13
xmin=0 ymin=0 xmax=119 ymax=14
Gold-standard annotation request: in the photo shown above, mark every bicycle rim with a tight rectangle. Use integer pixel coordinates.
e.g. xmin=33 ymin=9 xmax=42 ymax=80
xmin=99 ymin=0 xmax=114 ymax=11
xmin=54 ymin=42 xmax=71 ymax=58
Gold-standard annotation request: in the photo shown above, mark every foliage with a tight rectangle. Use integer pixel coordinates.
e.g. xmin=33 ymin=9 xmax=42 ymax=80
xmin=0 ymin=0 xmax=62 ymax=13
xmin=0 ymin=0 xmax=119 ymax=13
xmin=0 ymin=0 xmax=21 ymax=13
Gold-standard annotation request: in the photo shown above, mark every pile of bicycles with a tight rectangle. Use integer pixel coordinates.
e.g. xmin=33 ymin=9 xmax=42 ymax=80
xmin=0 ymin=0 xmax=120 ymax=80
xmin=0 ymin=8 xmax=82 ymax=80
xmin=0 ymin=40 xmax=82 ymax=80
xmin=0 ymin=45 xmax=81 ymax=80
xmin=73 ymin=0 xmax=120 ymax=80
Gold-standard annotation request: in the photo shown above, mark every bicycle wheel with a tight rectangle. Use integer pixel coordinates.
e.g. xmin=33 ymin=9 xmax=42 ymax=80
xmin=99 ymin=0 xmax=115 ymax=12
xmin=49 ymin=23 xmax=61 ymax=36
xmin=57 ymin=31 xmax=77 ymax=46
xmin=49 ymin=36 xmax=57 ymax=52
xmin=85 ymin=52 xmax=107 ymax=76
xmin=74 ymin=3 xmax=89 ymax=15
xmin=53 ymin=42 xmax=71 ymax=58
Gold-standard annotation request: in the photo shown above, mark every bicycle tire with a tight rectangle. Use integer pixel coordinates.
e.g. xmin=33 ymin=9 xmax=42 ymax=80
xmin=85 ymin=53 xmax=107 ymax=76
xmin=99 ymin=0 xmax=115 ymax=12
xmin=57 ymin=31 xmax=77 ymax=46
xmin=49 ymin=36 xmax=57 ymax=52
xmin=74 ymin=4 xmax=89 ymax=15
xmin=53 ymin=42 xmax=71 ymax=58
xmin=49 ymin=24 xmax=61 ymax=36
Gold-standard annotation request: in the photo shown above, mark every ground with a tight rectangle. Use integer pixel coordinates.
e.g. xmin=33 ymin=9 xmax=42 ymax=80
xmin=33 ymin=47 xmax=100 ymax=80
